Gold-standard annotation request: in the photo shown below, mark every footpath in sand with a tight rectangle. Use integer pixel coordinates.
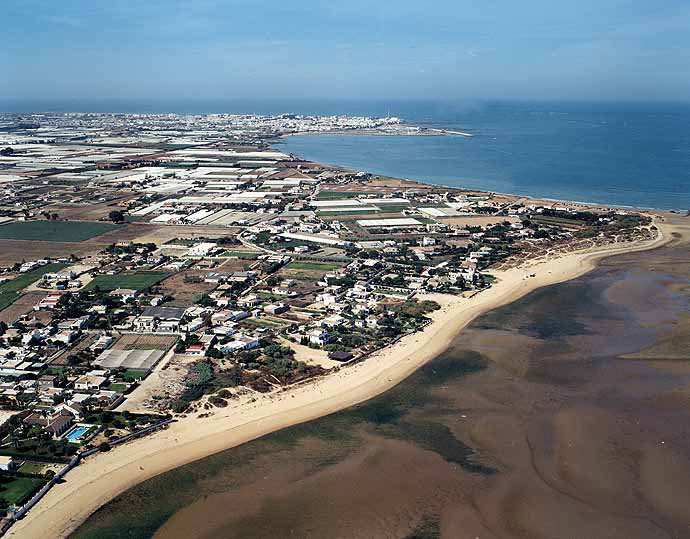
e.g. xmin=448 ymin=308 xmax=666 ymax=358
xmin=9 ymin=221 xmax=671 ymax=539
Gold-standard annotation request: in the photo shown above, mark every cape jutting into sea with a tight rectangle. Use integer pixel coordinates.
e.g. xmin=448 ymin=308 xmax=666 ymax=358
xmin=4 ymin=98 xmax=689 ymax=209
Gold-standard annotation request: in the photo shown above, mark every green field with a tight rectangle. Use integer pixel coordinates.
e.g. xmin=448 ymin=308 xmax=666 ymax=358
xmin=287 ymin=261 xmax=342 ymax=271
xmin=18 ymin=461 xmax=44 ymax=474
xmin=0 ymin=263 xmax=68 ymax=310
xmin=0 ymin=476 xmax=46 ymax=505
xmin=0 ymin=220 xmax=121 ymax=242
xmin=317 ymin=209 xmax=385 ymax=216
xmin=315 ymin=191 xmax=375 ymax=200
xmin=243 ymin=318 xmax=283 ymax=328
xmin=120 ymin=369 xmax=150 ymax=382
xmin=222 ymin=250 xmax=261 ymax=259
xmin=317 ymin=203 xmax=410 ymax=216
xmin=84 ymin=272 xmax=169 ymax=292
xmin=256 ymin=291 xmax=280 ymax=301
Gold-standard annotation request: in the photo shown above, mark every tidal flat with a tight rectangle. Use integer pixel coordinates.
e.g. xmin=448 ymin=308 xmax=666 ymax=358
xmin=72 ymin=228 xmax=690 ymax=539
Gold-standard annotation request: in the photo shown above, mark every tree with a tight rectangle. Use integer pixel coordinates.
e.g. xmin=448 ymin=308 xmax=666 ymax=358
xmin=109 ymin=210 xmax=125 ymax=223
xmin=67 ymin=354 xmax=82 ymax=366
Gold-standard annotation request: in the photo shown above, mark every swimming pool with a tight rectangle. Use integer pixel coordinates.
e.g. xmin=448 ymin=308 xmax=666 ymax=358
xmin=65 ymin=426 xmax=89 ymax=442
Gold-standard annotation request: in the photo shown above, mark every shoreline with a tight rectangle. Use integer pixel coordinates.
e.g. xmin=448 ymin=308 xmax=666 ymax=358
xmin=278 ymin=134 xmax=685 ymax=213
xmin=9 ymin=219 xmax=671 ymax=539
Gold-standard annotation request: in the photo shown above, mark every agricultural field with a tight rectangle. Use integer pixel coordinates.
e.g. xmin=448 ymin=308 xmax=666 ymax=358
xmin=440 ymin=216 xmax=520 ymax=229
xmin=242 ymin=317 xmax=286 ymax=329
xmin=156 ymin=271 xmax=218 ymax=307
xmin=0 ymin=263 xmax=67 ymax=312
xmin=131 ymin=225 xmax=241 ymax=246
xmin=319 ymin=212 xmax=408 ymax=223
xmin=286 ymin=261 xmax=342 ymax=271
xmin=0 ymin=220 xmax=121 ymax=242
xmin=51 ymin=334 xmax=98 ymax=366
xmin=84 ymin=271 xmax=169 ymax=292
xmin=111 ymin=334 xmax=177 ymax=351
xmin=316 ymin=209 xmax=387 ymax=216
xmin=314 ymin=191 xmax=375 ymax=200
xmin=43 ymin=193 xmax=139 ymax=221
xmin=222 ymin=250 xmax=261 ymax=259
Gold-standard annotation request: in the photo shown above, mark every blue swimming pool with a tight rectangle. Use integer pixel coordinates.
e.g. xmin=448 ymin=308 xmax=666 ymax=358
xmin=65 ymin=426 xmax=89 ymax=441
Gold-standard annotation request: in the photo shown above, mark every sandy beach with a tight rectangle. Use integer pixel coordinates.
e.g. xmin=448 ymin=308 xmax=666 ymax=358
xmin=8 ymin=219 xmax=671 ymax=539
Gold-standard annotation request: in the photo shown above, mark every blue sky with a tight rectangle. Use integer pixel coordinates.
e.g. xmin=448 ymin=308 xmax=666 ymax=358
xmin=2 ymin=0 xmax=690 ymax=101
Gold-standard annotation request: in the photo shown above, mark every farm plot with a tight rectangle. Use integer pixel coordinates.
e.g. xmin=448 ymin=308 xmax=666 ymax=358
xmin=84 ymin=272 xmax=169 ymax=292
xmin=111 ymin=334 xmax=178 ymax=351
xmin=286 ymin=261 xmax=343 ymax=272
xmin=156 ymin=271 xmax=218 ymax=307
xmin=0 ymin=263 xmax=67 ymax=311
xmin=0 ymin=220 xmax=121 ymax=242
xmin=0 ymin=291 xmax=46 ymax=325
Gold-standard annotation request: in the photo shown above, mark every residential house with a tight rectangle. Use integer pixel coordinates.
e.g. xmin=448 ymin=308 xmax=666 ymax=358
xmin=308 ymin=328 xmax=330 ymax=346
xmin=135 ymin=306 xmax=186 ymax=333
xmin=220 ymin=335 xmax=260 ymax=354
xmin=264 ymin=303 xmax=289 ymax=315
xmin=74 ymin=375 xmax=107 ymax=391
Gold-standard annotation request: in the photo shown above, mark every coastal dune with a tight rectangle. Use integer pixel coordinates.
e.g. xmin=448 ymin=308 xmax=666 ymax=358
xmin=9 ymin=221 xmax=670 ymax=539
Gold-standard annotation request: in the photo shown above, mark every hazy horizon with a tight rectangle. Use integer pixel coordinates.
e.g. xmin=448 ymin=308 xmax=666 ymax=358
xmin=3 ymin=98 xmax=690 ymax=119
xmin=3 ymin=1 xmax=690 ymax=103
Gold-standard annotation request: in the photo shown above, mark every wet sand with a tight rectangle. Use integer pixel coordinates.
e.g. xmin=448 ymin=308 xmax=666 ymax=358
xmin=13 ymin=220 xmax=664 ymax=539
xmin=69 ymin=217 xmax=690 ymax=539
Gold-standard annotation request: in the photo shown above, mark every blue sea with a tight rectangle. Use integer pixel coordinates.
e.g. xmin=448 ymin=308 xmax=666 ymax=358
xmin=3 ymin=98 xmax=689 ymax=209
xmin=280 ymin=101 xmax=690 ymax=210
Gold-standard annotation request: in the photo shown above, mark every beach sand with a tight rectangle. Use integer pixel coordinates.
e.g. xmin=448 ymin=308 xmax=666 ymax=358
xmin=8 ymin=219 xmax=672 ymax=539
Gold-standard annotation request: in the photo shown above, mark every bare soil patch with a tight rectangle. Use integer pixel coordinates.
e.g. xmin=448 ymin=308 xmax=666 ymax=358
xmin=0 ymin=291 xmax=46 ymax=324
xmin=157 ymin=271 xmax=218 ymax=307
xmin=112 ymin=334 xmax=177 ymax=351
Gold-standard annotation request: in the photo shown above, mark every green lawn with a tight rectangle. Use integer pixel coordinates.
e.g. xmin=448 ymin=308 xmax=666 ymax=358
xmin=0 ymin=220 xmax=121 ymax=242
xmin=0 ymin=262 xmax=68 ymax=310
xmin=287 ymin=261 xmax=342 ymax=271
xmin=84 ymin=272 xmax=169 ymax=292
xmin=0 ymin=476 xmax=46 ymax=505
xmin=18 ymin=461 xmax=44 ymax=474
xmin=120 ymin=369 xmax=149 ymax=382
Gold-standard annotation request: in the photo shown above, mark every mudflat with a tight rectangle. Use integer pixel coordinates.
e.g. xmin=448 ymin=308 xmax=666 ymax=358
xmin=64 ymin=217 xmax=690 ymax=539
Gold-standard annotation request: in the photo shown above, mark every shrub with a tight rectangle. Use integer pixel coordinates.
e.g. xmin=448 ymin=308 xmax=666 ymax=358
xmin=209 ymin=396 xmax=227 ymax=408
xmin=171 ymin=399 xmax=189 ymax=413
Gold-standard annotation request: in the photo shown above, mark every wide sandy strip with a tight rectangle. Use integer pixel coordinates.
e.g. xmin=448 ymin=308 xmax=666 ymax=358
xmin=9 ymin=222 xmax=670 ymax=539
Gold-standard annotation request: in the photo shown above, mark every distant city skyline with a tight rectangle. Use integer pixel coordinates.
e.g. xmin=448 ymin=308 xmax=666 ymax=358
xmin=3 ymin=0 xmax=690 ymax=103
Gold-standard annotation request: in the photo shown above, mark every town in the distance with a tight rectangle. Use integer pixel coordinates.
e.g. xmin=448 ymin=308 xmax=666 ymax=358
xmin=0 ymin=112 xmax=658 ymax=530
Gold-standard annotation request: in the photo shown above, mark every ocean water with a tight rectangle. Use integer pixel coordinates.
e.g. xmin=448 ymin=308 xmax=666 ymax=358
xmin=3 ymin=99 xmax=689 ymax=209
xmin=278 ymin=102 xmax=690 ymax=210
